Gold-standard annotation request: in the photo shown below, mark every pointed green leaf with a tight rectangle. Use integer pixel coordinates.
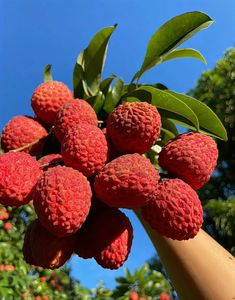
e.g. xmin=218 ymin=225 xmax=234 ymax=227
xmin=100 ymin=75 xmax=117 ymax=96
xmin=161 ymin=118 xmax=179 ymax=136
xmin=103 ymin=78 xmax=124 ymax=113
xmin=83 ymin=25 xmax=117 ymax=94
xmin=77 ymin=50 xmax=85 ymax=66
xmin=166 ymin=91 xmax=228 ymax=140
xmin=124 ymin=86 xmax=199 ymax=130
xmin=162 ymin=48 xmax=207 ymax=64
xmin=160 ymin=120 xmax=178 ymax=144
xmin=132 ymin=12 xmax=213 ymax=81
xmin=73 ymin=63 xmax=85 ymax=98
xmin=44 ymin=64 xmax=53 ymax=82
xmin=86 ymin=91 xmax=105 ymax=114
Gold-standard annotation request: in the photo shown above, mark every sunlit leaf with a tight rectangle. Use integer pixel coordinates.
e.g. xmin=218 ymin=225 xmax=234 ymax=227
xmin=103 ymin=78 xmax=124 ymax=113
xmin=166 ymin=91 xmax=228 ymax=140
xmin=161 ymin=48 xmax=206 ymax=64
xmin=132 ymin=12 xmax=213 ymax=81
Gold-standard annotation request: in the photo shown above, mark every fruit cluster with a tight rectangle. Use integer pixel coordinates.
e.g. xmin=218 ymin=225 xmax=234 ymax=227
xmin=0 ymin=79 xmax=218 ymax=270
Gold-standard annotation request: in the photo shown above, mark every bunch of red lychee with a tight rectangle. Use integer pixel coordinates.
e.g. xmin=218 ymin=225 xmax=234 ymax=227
xmin=0 ymin=79 xmax=218 ymax=270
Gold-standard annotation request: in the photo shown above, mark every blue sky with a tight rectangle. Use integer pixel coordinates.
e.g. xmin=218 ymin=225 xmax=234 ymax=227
xmin=1 ymin=0 xmax=235 ymax=290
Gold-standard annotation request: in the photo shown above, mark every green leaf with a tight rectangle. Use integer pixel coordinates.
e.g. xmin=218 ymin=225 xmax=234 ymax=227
xmin=86 ymin=91 xmax=105 ymax=114
xmin=166 ymin=91 xmax=228 ymax=140
xmin=161 ymin=118 xmax=178 ymax=136
xmin=103 ymin=78 xmax=124 ymax=113
xmin=124 ymin=86 xmax=199 ymax=130
xmin=73 ymin=63 xmax=86 ymax=98
xmin=100 ymin=75 xmax=117 ymax=96
xmin=83 ymin=25 xmax=117 ymax=94
xmin=161 ymin=48 xmax=207 ymax=65
xmin=44 ymin=64 xmax=53 ymax=82
xmin=132 ymin=11 xmax=213 ymax=81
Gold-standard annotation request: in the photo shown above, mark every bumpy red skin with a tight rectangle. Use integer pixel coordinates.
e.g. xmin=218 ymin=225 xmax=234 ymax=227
xmin=1 ymin=116 xmax=48 ymax=156
xmin=94 ymin=153 xmax=160 ymax=209
xmin=31 ymin=81 xmax=73 ymax=124
xmin=75 ymin=208 xmax=133 ymax=269
xmin=107 ymin=102 xmax=161 ymax=154
xmin=159 ymin=132 xmax=218 ymax=190
xmin=33 ymin=166 xmax=92 ymax=237
xmin=0 ymin=152 xmax=42 ymax=207
xmin=54 ymin=99 xmax=98 ymax=142
xmin=38 ymin=154 xmax=63 ymax=171
xmin=61 ymin=124 xmax=108 ymax=177
xmin=23 ymin=220 xmax=75 ymax=269
xmin=141 ymin=179 xmax=203 ymax=240
xmin=93 ymin=208 xmax=133 ymax=269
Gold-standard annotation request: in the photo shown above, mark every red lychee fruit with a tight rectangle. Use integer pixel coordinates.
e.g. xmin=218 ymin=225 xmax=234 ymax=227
xmin=54 ymin=99 xmax=98 ymax=142
xmin=129 ymin=291 xmax=139 ymax=300
xmin=107 ymin=102 xmax=161 ymax=154
xmin=61 ymin=124 xmax=108 ymax=177
xmin=159 ymin=132 xmax=218 ymax=190
xmin=75 ymin=208 xmax=133 ymax=269
xmin=23 ymin=222 xmax=36 ymax=265
xmin=35 ymin=296 xmax=41 ymax=300
xmin=0 ymin=152 xmax=42 ymax=207
xmin=38 ymin=154 xmax=63 ymax=171
xmin=33 ymin=166 xmax=92 ymax=237
xmin=1 ymin=116 xmax=48 ymax=155
xmin=4 ymin=222 xmax=12 ymax=232
xmin=93 ymin=208 xmax=133 ymax=269
xmin=94 ymin=153 xmax=159 ymax=209
xmin=43 ymin=296 xmax=49 ymax=300
xmin=31 ymin=81 xmax=73 ymax=124
xmin=23 ymin=220 xmax=75 ymax=269
xmin=21 ymin=293 xmax=27 ymax=299
xmin=40 ymin=277 xmax=47 ymax=282
xmin=159 ymin=293 xmax=170 ymax=300
xmin=141 ymin=179 xmax=203 ymax=240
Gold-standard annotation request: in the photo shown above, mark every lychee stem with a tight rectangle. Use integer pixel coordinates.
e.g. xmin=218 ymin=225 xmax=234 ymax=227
xmin=9 ymin=127 xmax=54 ymax=153
xmin=9 ymin=136 xmax=47 ymax=153
xmin=40 ymin=159 xmax=64 ymax=170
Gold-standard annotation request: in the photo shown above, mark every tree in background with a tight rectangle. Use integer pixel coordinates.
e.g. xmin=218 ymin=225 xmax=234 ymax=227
xmin=112 ymin=264 xmax=172 ymax=300
xmin=189 ymin=48 xmax=235 ymax=254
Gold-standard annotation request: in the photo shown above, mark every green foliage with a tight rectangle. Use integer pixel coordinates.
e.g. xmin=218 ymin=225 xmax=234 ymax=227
xmin=71 ymin=11 xmax=226 ymax=147
xmin=113 ymin=264 xmax=172 ymax=300
xmin=160 ymin=48 xmax=206 ymax=65
xmin=132 ymin=11 xmax=213 ymax=82
xmin=204 ymin=197 xmax=235 ymax=255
